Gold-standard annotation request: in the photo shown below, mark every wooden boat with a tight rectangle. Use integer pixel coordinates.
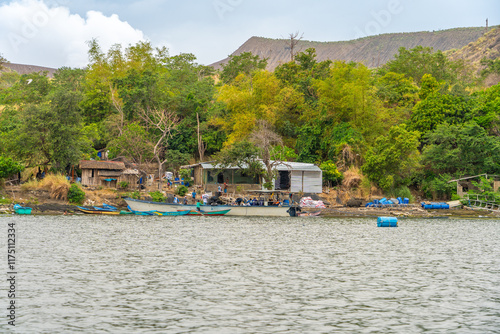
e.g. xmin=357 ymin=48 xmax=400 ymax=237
xmin=13 ymin=204 xmax=32 ymax=215
xmin=297 ymin=211 xmax=321 ymax=217
xmin=132 ymin=209 xmax=191 ymax=216
xmin=124 ymin=198 xmax=291 ymax=217
xmin=77 ymin=206 xmax=120 ymax=215
xmin=182 ymin=209 xmax=231 ymax=216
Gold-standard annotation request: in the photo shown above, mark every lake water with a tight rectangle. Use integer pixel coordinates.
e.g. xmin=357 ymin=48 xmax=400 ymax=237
xmin=1 ymin=215 xmax=499 ymax=333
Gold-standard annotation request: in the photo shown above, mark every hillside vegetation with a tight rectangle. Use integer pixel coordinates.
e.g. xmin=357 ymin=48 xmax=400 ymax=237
xmin=0 ymin=28 xmax=499 ymax=202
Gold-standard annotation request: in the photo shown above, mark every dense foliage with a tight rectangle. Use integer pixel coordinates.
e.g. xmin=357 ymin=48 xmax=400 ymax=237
xmin=67 ymin=183 xmax=85 ymax=205
xmin=1 ymin=40 xmax=499 ymax=199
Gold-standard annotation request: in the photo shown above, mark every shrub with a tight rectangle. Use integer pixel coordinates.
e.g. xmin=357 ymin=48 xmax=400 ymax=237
xmin=67 ymin=184 xmax=85 ymax=204
xmin=149 ymin=191 xmax=165 ymax=202
xmin=390 ymin=186 xmax=414 ymax=203
xmin=176 ymin=185 xmax=188 ymax=197
xmin=321 ymin=160 xmax=343 ymax=187
xmin=125 ymin=191 xmax=140 ymax=199
xmin=118 ymin=181 xmax=129 ymax=189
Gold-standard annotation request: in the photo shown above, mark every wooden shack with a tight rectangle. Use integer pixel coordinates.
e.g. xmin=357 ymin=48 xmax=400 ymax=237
xmin=80 ymin=160 xmax=125 ymax=188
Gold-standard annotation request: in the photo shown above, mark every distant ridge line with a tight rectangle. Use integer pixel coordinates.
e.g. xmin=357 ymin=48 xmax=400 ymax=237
xmin=2 ymin=63 xmax=57 ymax=77
xmin=211 ymin=26 xmax=492 ymax=70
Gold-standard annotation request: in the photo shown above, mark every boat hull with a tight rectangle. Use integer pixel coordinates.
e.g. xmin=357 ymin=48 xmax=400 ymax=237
xmin=124 ymin=198 xmax=291 ymax=217
xmin=77 ymin=207 xmax=120 ymax=215
xmin=184 ymin=209 xmax=231 ymax=216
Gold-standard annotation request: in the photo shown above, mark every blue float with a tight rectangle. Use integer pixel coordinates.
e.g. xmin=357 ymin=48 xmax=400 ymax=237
xmin=377 ymin=216 xmax=398 ymax=227
xmin=421 ymin=202 xmax=450 ymax=210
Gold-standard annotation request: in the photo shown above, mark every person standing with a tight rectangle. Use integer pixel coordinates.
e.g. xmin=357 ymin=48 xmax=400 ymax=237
xmin=224 ymin=179 xmax=228 ymax=194
xmin=192 ymin=190 xmax=196 ymax=203
xmin=196 ymin=200 xmax=202 ymax=212
xmin=183 ymin=196 xmax=188 ymax=205
xmin=173 ymin=195 xmax=179 ymax=204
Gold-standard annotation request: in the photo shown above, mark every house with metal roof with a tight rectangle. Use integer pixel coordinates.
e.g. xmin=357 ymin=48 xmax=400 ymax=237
xmin=181 ymin=161 xmax=323 ymax=193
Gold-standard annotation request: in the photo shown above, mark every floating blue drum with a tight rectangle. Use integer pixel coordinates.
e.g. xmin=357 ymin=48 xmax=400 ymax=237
xmin=377 ymin=216 xmax=398 ymax=227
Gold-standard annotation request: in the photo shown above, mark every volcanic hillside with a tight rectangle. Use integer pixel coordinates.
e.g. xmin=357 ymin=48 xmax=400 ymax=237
xmin=212 ymin=27 xmax=492 ymax=70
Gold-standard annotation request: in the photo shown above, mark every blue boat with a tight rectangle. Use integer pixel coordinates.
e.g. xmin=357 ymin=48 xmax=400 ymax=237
xmin=93 ymin=203 xmax=118 ymax=212
xmin=102 ymin=203 xmax=118 ymax=211
xmin=13 ymin=204 xmax=32 ymax=215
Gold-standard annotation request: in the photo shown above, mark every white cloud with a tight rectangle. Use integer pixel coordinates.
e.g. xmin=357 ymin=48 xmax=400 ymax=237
xmin=0 ymin=0 xmax=146 ymax=68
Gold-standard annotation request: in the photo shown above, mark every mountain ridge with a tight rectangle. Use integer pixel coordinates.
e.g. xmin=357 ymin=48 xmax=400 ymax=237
xmin=212 ymin=26 xmax=492 ymax=70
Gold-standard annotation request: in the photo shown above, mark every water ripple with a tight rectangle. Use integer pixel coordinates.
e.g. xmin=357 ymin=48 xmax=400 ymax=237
xmin=0 ymin=216 xmax=498 ymax=333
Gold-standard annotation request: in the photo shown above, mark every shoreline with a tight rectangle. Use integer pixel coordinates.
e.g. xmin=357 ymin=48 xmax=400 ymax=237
xmin=1 ymin=203 xmax=499 ymax=218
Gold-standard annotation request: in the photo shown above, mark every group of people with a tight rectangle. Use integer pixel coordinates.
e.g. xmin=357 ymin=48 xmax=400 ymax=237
xmin=234 ymin=197 xmax=283 ymax=207
xmin=217 ymin=179 xmax=229 ymax=196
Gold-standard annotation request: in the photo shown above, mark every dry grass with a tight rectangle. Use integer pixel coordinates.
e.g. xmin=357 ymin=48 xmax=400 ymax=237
xmin=338 ymin=167 xmax=383 ymax=201
xmin=39 ymin=174 xmax=70 ymax=200
xmin=20 ymin=179 xmax=40 ymax=192
xmin=342 ymin=167 xmax=362 ymax=189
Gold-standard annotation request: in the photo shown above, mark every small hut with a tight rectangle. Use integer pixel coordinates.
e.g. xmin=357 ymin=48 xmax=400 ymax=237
xmin=80 ymin=160 xmax=125 ymax=188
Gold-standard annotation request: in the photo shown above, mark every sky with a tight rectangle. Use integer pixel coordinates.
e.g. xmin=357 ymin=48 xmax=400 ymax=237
xmin=0 ymin=0 xmax=499 ymax=69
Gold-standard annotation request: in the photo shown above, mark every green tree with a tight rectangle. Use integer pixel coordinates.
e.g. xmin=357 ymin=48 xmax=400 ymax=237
xmin=213 ymin=140 xmax=263 ymax=181
xmin=107 ymin=122 xmax=155 ymax=166
xmin=0 ymin=156 xmax=24 ymax=180
xmin=408 ymin=92 xmax=475 ymax=137
xmin=421 ymin=122 xmax=500 ymax=175
xmin=220 ymin=52 xmax=267 ymax=84
xmin=380 ymin=46 xmax=474 ymax=87
xmin=362 ymin=124 xmax=421 ymax=191
xmin=376 ymin=72 xmax=419 ymax=108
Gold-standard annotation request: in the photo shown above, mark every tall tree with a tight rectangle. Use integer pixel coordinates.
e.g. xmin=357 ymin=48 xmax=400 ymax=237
xmin=139 ymin=107 xmax=180 ymax=188
xmin=249 ymin=120 xmax=284 ymax=189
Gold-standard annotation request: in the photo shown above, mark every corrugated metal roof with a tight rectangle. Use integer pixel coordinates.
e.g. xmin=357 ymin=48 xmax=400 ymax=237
xmin=198 ymin=161 xmax=321 ymax=172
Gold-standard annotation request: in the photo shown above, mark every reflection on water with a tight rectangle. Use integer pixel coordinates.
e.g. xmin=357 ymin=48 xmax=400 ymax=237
xmin=1 ymin=215 xmax=499 ymax=333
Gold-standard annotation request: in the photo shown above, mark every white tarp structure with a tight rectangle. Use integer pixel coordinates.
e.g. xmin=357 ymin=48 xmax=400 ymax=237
xmin=276 ymin=162 xmax=322 ymax=194
xmin=290 ymin=170 xmax=323 ymax=193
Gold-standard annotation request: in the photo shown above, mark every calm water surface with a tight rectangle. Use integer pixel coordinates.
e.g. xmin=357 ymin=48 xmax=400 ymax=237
xmin=1 ymin=215 xmax=499 ymax=333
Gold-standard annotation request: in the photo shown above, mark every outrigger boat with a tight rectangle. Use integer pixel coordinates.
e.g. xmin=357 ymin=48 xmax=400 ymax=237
xmin=131 ymin=209 xmax=191 ymax=216
xmin=77 ymin=206 xmax=120 ymax=215
xmin=182 ymin=209 xmax=231 ymax=216
xmin=124 ymin=198 xmax=293 ymax=217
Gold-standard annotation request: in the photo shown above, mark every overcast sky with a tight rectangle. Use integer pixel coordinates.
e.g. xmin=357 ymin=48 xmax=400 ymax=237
xmin=0 ymin=0 xmax=499 ymax=68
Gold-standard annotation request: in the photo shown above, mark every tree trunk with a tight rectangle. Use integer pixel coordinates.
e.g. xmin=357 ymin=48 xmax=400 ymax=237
xmin=197 ymin=113 xmax=205 ymax=162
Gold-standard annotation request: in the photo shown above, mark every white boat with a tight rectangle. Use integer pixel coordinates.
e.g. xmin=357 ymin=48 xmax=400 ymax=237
xmin=124 ymin=198 xmax=292 ymax=217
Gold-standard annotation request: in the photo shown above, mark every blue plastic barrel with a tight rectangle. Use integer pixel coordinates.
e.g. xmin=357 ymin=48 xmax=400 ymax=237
xmin=377 ymin=216 xmax=398 ymax=227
